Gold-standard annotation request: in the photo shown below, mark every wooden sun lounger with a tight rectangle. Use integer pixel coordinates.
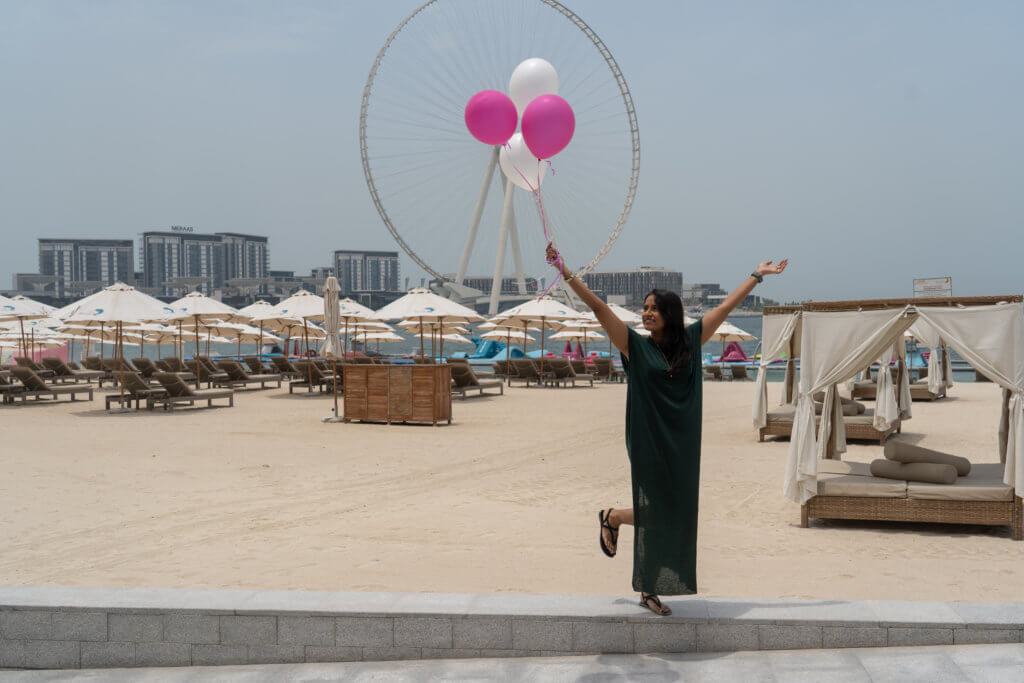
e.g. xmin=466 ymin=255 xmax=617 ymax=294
xmin=41 ymin=357 xmax=104 ymax=383
xmin=449 ymin=362 xmax=504 ymax=399
xmin=509 ymin=359 xmax=554 ymax=387
xmin=105 ymin=371 xmax=168 ymax=410
xmin=243 ymin=356 xmax=272 ymax=374
xmin=152 ymin=372 xmax=234 ymax=410
xmin=545 ymin=358 xmax=595 ymax=388
xmin=0 ymin=371 xmax=28 ymax=404
xmin=852 ymin=380 xmax=946 ymax=402
xmin=591 ymin=357 xmax=624 ymax=382
xmin=14 ymin=357 xmax=56 ymax=379
xmin=270 ymin=356 xmax=301 ymax=378
xmin=216 ymin=360 xmax=283 ymax=389
xmin=289 ymin=360 xmax=337 ymax=394
xmin=730 ymin=365 xmax=752 ymax=380
xmin=8 ymin=366 xmax=94 ymax=403
xmin=187 ymin=359 xmax=232 ymax=388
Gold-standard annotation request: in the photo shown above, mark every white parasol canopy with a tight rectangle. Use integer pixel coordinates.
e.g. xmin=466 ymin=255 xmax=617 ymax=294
xmin=272 ymin=289 xmax=326 ymax=322
xmin=549 ymin=329 xmax=607 ymax=342
xmin=606 ymin=302 xmax=642 ymax=325
xmin=236 ymin=300 xmax=275 ymax=319
xmin=481 ymin=329 xmax=535 ymax=343
xmin=373 ymin=287 xmax=483 ymax=324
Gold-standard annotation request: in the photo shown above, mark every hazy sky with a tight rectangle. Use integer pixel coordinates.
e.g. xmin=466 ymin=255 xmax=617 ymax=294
xmin=2 ymin=1 xmax=1022 ymax=303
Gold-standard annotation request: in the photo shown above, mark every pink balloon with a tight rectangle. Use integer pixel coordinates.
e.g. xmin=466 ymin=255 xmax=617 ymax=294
xmin=521 ymin=94 xmax=575 ymax=159
xmin=464 ymin=90 xmax=518 ymax=145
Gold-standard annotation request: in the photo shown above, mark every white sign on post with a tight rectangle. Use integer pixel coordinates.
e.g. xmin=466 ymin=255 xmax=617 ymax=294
xmin=913 ymin=277 xmax=953 ymax=298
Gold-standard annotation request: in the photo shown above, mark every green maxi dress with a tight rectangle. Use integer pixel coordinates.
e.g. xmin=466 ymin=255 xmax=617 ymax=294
xmin=621 ymin=321 xmax=703 ymax=596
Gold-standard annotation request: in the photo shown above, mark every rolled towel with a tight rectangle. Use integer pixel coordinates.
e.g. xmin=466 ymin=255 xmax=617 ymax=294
xmin=870 ymin=459 xmax=957 ymax=485
xmin=884 ymin=441 xmax=971 ymax=476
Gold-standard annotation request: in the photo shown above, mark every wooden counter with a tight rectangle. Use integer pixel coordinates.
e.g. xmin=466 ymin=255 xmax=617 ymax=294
xmin=342 ymin=364 xmax=451 ymax=425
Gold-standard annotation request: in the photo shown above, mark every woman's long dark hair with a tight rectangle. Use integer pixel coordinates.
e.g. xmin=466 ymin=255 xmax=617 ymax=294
xmin=646 ymin=289 xmax=691 ymax=376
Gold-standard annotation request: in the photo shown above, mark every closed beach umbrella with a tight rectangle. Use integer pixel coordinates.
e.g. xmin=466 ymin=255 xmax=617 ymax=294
xmin=321 ymin=277 xmax=342 ymax=412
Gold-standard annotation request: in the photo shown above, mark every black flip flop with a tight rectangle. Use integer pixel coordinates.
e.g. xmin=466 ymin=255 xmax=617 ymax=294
xmin=640 ymin=593 xmax=671 ymax=616
xmin=598 ymin=508 xmax=618 ymax=558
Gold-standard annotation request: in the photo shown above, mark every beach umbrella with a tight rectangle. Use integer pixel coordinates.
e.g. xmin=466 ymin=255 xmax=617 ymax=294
xmin=550 ymin=328 xmax=606 ymax=358
xmin=480 ymin=319 xmax=543 ymax=382
xmin=63 ymin=283 xmax=171 ymax=406
xmin=165 ymin=291 xmax=244 ymax=388
xmin=373 ymin=287 xmax=483 ymax=359
xmin=235 ymin=300 xmax=275 ymax=356
xmin=706 ymin=321 xmax=756 ymax=367
xmin=358 ymin=330 xmax=405 ymax=355
xmin=336 ymin=298 xmax=378 ymax=357
xmin=0 ymin=295 xmax=51 ymax=358
xmin=271 ymin=290 xmax=330 ymax=363
xmin=492 ymin=297 xmax=585 ymax=377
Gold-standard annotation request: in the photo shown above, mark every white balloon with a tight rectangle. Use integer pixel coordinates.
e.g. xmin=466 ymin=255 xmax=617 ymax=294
xmin=499 ymin=133 xmax=547 ymax=191
xmin=509 ymin=58 xmax=559 ymax=116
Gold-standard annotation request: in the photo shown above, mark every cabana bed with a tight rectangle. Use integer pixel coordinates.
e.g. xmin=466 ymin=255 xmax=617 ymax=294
xmin=774 ymin=295 xmax=1024 ymax=539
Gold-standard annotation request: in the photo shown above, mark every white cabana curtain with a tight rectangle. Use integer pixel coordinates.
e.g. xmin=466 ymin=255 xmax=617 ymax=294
xmin=896 ymin=340 xmax=912 ymax=420
xmin=784 ymin=307 xmax=916 ymax=503
xmin=942 ymin=343 xmax=954 ymax=388
xmin=873 ymin=345 xmax=899 ymax=430
xmin=915 ymin=303 xmax=1024 ymax=491
xmin=752 ymin=312 xmax=801 ymax=429
xmin=911 ymin=319 xmax=944 ymax=395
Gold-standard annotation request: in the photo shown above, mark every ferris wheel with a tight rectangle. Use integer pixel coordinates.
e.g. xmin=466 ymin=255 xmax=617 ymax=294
xmin=360 ymin=0 xmax=640 ymax=314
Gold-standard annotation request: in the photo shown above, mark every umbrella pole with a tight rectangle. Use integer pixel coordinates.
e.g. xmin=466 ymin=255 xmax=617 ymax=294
xmin=419 ymin=318 xmax=424 ymax=357
xmin=506 ymin=330 xmax=511 ymax=386
xmin=539 ymin=318 xmax=545 ymax=381
xmin=19 ymin=318 xmax=26 ymax=358
xmin=100 ymin=323 xmax=105 ymax=359
xmin=118 ymin=322 xmax=126 ymax=405
xmin=304 ymin=322 xmax=312 ymax=391
xmin=440 ymin=317 xmax=445 ymax=361
xmin=194 ymin=316 xmax=201 ymax=389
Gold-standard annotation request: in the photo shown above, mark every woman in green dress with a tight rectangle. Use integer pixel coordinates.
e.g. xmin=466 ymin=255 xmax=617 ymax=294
xmin=545 ymin=243 xmax=787 ymax=615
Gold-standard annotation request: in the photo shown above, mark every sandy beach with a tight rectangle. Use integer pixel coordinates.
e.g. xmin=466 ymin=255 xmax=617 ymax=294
xmin=1 ymin=378 xmax=1018 ymax=601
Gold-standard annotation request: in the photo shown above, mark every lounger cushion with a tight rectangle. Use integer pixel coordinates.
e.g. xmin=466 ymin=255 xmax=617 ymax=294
xmin=870 ymin=459 xmax=957 ymax=485
xmin=812 ymin=402 xmax=862 ymax=417
xmin=817 ymin=472 xmax=907 ymax=498
xmin=884 ymin=441 xmax=970 ymax=476
xmin=907 ymin=463 xmax=1012 ymax=502
xmin=767 ymin=406 xmax=796 ymax=421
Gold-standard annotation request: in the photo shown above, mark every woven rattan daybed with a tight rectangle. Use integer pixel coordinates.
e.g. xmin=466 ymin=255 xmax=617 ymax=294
xmin=802 ymin=459 xmax=1023 ymax=540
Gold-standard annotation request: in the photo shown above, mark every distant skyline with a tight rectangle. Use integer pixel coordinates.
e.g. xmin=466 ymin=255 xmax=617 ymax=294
xmin=2 ymin=1 xmax=1022 ymax=303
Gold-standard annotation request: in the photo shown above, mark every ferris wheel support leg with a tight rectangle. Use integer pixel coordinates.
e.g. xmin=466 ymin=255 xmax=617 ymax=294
xmin=488 ymin=177 xmax=516 ymax=315
xmin=456 ymin=146 xmax=500 ymax=286
xmin=503 ymin=182 xmax=528 ymax=296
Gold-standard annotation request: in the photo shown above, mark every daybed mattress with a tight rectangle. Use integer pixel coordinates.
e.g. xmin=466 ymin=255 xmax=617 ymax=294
xmin=814 ymin=460 xmax=1012 ymax=502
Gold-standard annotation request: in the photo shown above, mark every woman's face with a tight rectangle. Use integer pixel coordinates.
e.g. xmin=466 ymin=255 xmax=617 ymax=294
xmin=641 ymin=295 xmax=665 ymax=334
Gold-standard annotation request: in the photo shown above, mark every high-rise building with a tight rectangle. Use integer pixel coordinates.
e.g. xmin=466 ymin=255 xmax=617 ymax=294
xmin=448 ymin=275 xmax=539 ymax=296
xmin=333 ymin=250 xmax=400 ymax=296
xmin=140 ymin=229 xmax=269 ymax=296
xmin=218 ymin=233 xmax=270 ymax=282
xmin=38 ymin=238 xmax=135 ymax=298
xmin=141 ymin=230 xmax=224 ymax=296
xmin=581 ymin=267 xmax=683 ymax=307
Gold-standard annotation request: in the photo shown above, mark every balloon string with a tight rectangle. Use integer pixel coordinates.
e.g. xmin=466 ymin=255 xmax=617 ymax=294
xmin=504 ymin=147 xmax=563 ymax=300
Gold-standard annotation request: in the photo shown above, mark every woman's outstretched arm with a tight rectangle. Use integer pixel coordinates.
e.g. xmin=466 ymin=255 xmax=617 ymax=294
xmin=700 ymin=259 xmax=789 ymax=344
xmin=546 ymin=243 xmax=630 ymax=358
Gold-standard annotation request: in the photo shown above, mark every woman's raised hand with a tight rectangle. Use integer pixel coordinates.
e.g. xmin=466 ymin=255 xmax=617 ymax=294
xmin=545 ymin=242 xmax=561 ymax=267
xmin=756 ymin=258 xmax=789 ymax=276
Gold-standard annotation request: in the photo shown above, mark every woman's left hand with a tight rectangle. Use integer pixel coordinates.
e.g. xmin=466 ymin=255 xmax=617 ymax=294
xmin=757 ymin=259 xmax=789 ymax=276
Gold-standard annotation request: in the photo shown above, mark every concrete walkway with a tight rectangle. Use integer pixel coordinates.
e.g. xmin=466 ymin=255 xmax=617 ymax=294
xmin=4 ymin=643 xmax=1023 ymax=681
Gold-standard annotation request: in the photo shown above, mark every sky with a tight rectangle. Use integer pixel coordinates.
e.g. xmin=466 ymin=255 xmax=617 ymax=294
xmin=2 ymin=1 xmax=1022 ymax=303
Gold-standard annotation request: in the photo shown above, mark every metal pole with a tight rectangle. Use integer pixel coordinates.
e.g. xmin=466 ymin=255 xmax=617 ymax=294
xmin=488 ymin=177 xmax=516 ymax=315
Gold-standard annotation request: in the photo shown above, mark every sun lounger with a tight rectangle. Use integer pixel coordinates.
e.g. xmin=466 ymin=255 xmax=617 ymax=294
xmin=803 ymin=458 xmax=1022 ymax=540
xmin=0 ymin=371 xmax=28 ymax=404
xmin=449 ymin=362 xmax=504 ymax=399
xmin=507 ymin=358 xmax=550 ymax=387
xmin=152 ymin=372 xmax=234 ymax=410
xmin=545 ymin=358 xmax=595 ymax=388
xmin=105 ymin=371 xmax=168 ymax=410
xmin=270 ymin=356 xmax=301 ymax=378
xmin=730 ymin=365 xmax=752 ymax=380
xmin=703 ymin=365 xmax=727 ymax=381
xmin=758 ymin=404 xmax=897 ymax=445
xmin=852 ymin=379 xmax=946 ymax=402
xmin=491 ymin=360 xmax=514 ymax=378
xmin=591 ymin=357 xmax=624 ymax=382
xmin=130 ymin=357 xmax=160 ymax=379
xmin=447 ymin=357 xmax=496 ymax=378
xmin=14 ymin=357 xmax=57 ymax=379
xmin=243 ymin=356 xmax=272 ymax=374
xmin=160 ymin=357 xmax=189 ymax=373
xmin=187 ymin=359 xmax=232 ymax=387
xmin=289 ymin=360 xmax=337 ymax=394
xmin=7 ymin=366 xmax=94 ymax=403
xmin=412 ymin=356 xmax=436 ymax=364
xmin=216 ymin=359 xmax=283 ymax=389
xmin=41 ymin=357 xmax=104 ymax=383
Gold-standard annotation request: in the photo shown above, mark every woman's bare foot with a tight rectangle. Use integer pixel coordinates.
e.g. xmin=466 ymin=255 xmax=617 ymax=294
xmin=640 ymin=593 xmax=671 ymax=616
xmin=598 ymin=508 xmax=618 ymax=557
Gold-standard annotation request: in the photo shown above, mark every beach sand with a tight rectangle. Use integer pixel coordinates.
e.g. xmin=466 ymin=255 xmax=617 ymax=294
xmin=0 ymin=378 xmax=1017 ymax=601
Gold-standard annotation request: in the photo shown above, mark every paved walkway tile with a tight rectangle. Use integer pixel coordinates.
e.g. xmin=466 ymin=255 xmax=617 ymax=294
xmin=3 ymin=643 xmax=1023 ymax=682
